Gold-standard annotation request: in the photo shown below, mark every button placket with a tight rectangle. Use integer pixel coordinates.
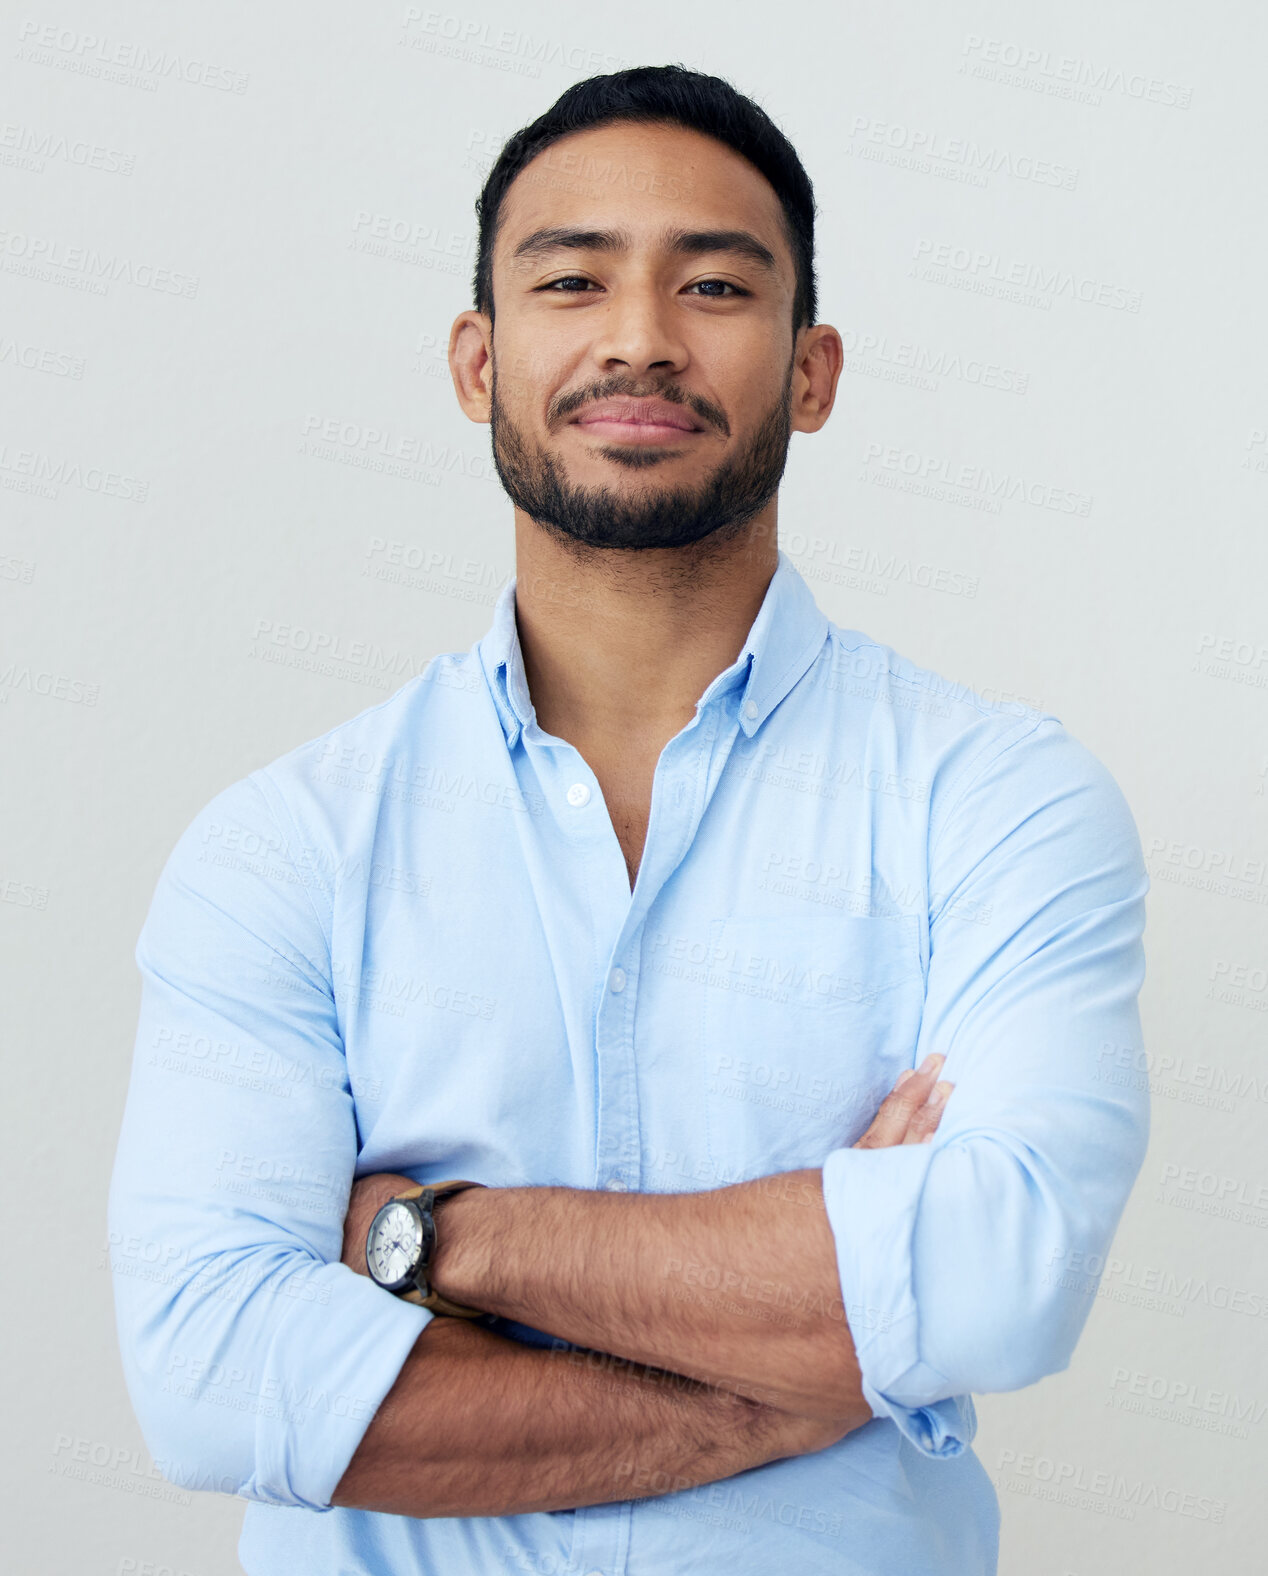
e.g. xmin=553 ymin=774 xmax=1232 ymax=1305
xmin=591 ymin=709 xmax=735 ymax=1201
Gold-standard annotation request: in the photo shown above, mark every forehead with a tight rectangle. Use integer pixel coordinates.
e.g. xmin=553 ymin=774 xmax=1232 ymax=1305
xmin=495 ymin=120 xmax=791 ymax=273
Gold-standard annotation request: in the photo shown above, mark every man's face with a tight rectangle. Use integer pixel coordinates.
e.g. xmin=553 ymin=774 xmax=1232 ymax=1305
xmin=483 ymin=121 xmax=802 ymax=553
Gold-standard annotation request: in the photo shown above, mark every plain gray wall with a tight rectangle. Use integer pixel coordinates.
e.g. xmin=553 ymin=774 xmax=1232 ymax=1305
xmin=3 ymin=2 xmax=1265 ymax=1571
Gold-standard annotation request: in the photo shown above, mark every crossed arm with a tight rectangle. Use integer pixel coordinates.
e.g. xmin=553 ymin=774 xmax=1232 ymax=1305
xmin=329 ymin=1054 xmax=952 ymax=1518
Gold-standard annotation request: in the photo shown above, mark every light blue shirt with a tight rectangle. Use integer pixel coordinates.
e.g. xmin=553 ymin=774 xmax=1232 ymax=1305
xmin=109 ymin=549 xmax=1150 ymax=1575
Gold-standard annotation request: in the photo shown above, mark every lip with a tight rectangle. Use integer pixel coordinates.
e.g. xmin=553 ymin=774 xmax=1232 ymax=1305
xmin=571 ymin=398 xmax=705 ymax=441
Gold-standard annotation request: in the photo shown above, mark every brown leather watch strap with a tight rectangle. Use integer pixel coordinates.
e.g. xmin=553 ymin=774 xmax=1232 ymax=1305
xmin=393 ymin=1178 xmax=481 ymax=1203
xmin=394 ymin=1179 xmax=486 ymax=1318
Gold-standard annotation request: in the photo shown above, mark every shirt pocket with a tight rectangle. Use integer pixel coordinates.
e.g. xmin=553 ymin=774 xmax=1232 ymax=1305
xmin=697 ymin=911 xmax=926 ymax=1179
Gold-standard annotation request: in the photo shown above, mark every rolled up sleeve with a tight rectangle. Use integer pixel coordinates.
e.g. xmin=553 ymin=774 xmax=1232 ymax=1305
xmin=108 ymin=772 xmax=431 ymax=1509
xmin=822 ymin=716 xmax=1150 ymax=1456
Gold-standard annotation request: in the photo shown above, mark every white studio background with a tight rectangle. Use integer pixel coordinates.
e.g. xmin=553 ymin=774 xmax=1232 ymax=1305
xmin=2 ymin=3 xmax=1265 ymax=1572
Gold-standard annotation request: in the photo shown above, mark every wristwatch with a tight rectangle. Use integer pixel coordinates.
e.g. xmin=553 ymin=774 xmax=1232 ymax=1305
xmin=365 ymin=1179 xmax=486 ymax=1317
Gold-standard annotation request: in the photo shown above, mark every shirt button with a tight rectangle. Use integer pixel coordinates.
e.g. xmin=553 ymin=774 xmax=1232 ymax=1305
xmin=609 ymin=967 xmax=626 ymax=993
xmin=603 ymin=1178 xmax=628 ymax=1192
xmin=566 ymin=782 xmax=591 ymax=807
xmin=743 ymin=699 xmax=759 ymax=720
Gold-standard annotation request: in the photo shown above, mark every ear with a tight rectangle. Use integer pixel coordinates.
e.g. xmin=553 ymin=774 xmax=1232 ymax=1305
xmin=450 ymin=311 xmax=493 ymax=423
xmin=790 ymin=323 xmax=843 ymax=436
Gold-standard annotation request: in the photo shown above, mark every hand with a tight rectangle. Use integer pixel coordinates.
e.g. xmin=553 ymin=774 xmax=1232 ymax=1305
xmin=340 ymin=1171 xmax=417 ymax=1274
xmin=852 ymin=1054 xmax=953 ymax=1149
xmin=747 ymin=1135 xmax=919 ymax=1448
xmin=759 ymin=1059 xmax=957 ymax=1461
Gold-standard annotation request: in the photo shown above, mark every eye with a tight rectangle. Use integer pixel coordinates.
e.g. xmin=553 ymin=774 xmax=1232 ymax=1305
xmin=685 ymin=279 xmax=748 ymax=298
xmin=539 ymin=276 xmax=598 ymax=293
xmin=536 ymin=276 xmax=750 ymax=297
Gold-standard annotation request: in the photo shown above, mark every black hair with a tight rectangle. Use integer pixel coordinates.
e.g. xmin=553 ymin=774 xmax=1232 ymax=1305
xmin=472 ymin=64 xmax=818 ymax=337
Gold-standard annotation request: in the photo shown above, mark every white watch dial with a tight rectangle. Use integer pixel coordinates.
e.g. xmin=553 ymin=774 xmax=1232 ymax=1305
xmin=369 ymin=1201 xmax=423 ymax=1286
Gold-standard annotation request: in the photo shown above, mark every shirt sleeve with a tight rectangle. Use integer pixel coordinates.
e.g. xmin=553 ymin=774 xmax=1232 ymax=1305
xmin=820 ymin=715 xmax=1150 ymax=1458
xmin=107 ymin=771 xmax=431 ymax=1509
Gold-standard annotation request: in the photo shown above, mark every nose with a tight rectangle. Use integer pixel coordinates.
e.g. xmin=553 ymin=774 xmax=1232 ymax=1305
xmin=587 ymin=281 xmax=689 ymax=380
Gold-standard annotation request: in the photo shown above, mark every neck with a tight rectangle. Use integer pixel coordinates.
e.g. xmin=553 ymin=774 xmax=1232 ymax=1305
xmin=511 ymin=509 xmax=779 ymax=750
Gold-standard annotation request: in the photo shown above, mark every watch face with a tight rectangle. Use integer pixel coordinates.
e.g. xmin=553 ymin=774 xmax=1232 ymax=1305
xmin=367 ymin=1200 xmax=424 ymax=1291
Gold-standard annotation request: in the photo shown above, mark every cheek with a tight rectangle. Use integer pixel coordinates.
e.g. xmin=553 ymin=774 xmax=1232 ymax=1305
xmin=701 ymin=351 xmax=789 ymax=427
xmin=494 ymin=323 xmax=583 ymax=399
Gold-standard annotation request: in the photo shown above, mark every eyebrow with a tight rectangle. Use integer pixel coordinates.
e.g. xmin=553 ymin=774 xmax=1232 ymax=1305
xmin=510 ymin=225 xmax=779 ymax=276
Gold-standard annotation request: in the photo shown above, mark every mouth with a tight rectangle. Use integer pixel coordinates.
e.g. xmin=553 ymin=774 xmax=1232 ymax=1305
xmin=570 ymin=398 xmax=706 ymax=445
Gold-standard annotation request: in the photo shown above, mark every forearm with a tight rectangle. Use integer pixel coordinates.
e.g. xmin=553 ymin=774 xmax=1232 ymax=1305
xmin=433 ymin=1169 xmax=863 ymax=1419
xmin=331 ymin=1314 xmax=845 ymax=1518
xmin=341 ymin=1061 xmax=949 ymax=1445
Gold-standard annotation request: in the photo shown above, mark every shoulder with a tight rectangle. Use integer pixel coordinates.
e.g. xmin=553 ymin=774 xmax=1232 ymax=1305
xmin=818 ymin=620 xmax=1050 ymax=731
xmin=811 ymin=621 xmax=1140 ymax=860
xmin=254 ymin=650 xmax=490 ymax=836
xmin=258 ymin=651 xmax=482 ymax=794
xmin=157 ymin=652 xmax=484 ymax=904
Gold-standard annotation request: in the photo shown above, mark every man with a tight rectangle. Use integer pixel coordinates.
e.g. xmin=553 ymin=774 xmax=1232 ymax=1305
xmin=109 ymin=65 xmax=1150 ymax=1576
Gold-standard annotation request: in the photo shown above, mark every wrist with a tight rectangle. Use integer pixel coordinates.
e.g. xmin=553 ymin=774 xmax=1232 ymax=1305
xmin=341 ymin=1171 xmax=416 ymax=1275
xmin=756 ymin=1400 xmax=864 ymax=1462
xmin=430 ymin=1184 xmax=502 ymax=1311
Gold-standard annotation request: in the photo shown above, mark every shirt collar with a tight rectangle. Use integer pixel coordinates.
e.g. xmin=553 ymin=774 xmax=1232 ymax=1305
xmin=476 ymin=548 xmax=829 ymax=750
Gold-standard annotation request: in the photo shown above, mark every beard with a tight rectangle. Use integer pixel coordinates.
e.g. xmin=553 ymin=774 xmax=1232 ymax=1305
xmin=488 ymin=363 xmax=794 ymax=554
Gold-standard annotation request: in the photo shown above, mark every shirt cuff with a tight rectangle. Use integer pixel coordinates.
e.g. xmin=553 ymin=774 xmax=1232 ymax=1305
xmin=822 ymin=1142 xmax=974 ymax=1460
xmin=860 ymin=1377 xmax=975 ymax=1458
xmin=241 ymin=1262 xmax=433 ymax=1509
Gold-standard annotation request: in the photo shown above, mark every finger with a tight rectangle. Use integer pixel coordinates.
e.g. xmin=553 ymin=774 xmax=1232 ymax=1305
xmin=854 ymin=1054 xmax=945 ymax=1148
xmin=903 ymin=1081 xmax=954 ymax=1145
xmin=876 ymin=1056 xmax=945 ymax=1140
